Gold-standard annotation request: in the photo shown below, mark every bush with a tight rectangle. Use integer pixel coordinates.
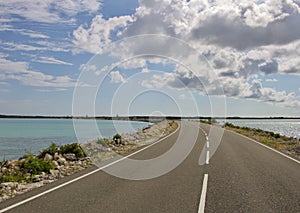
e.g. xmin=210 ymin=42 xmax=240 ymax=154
xmin=0 ymin=170 xmax=25 ymax=183
xmin=113 ymin=134 xmax=122 ymax=145
xmin=41 ymin=142 xmax=58 ymax=156
xmin=113 ymin=134 xmax=122 ymax=140
xmin=19 ymin=154 xmax=54 ymax=176
xmin=60 ymin=143 xmax=85 ymax=158
xmin=274 ymin=133 xmax=280 ymax=139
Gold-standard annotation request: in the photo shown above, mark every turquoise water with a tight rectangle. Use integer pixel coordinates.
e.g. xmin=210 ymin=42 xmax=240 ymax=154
xmin=0 ymin=119 xmax=150 ymax=160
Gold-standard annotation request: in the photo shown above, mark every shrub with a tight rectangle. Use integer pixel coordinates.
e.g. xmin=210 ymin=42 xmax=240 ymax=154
xmin=224 ymin=122 xmax=235 ymax=128
xmin=40 ymin=142 xmax=58 ymax=157
xmin=113 ymin=134 xmax=122 ymax=145
xmin=274 ymin=133 xmax=280 ymax=139
xmin=60 ymin=143 xmax=85 ymax=158
xmin=113 ymin=134 xmax=122 ymax=140
xmin=0 ymin=170 xmax=25 ymax=183
xmin=19 ymin=154 xmax=54 ymax=176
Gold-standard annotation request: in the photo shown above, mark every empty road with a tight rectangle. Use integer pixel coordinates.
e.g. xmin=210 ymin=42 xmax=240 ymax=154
xmin=1 ymin=121 xmax=299 ymax=212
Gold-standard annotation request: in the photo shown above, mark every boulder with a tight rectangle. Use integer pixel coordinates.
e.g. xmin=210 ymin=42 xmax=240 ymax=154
xmin=57 ymin=157 xmax=67 ymax=165
xmin=44 ymin=153 xmax=53 ymax=161
xmin=53 ymin=152 xmax=60 ymax=160
xmin=63 ymin=153 xmax=77 ymax=161
xmin=50 ymin=169 xmax=59 ymax=177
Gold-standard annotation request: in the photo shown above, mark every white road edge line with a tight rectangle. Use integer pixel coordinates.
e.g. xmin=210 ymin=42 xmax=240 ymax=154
xmin=198 ymin=174 xmax=209 ymax=213
xmin=0 ymin=123 xmax=180 ymax=213
xmin=229 ymin=130 xmax=300 ymax=165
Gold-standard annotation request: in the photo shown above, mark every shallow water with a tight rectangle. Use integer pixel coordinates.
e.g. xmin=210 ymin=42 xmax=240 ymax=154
xmin=0 ymin=119 xmax=150 ymax=160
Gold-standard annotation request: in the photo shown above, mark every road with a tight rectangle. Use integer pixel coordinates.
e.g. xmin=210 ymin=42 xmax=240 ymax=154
xmin=0 ymin=121 xmax=299 ymax=212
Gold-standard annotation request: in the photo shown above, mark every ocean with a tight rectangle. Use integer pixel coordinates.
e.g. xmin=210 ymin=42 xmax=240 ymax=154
xmin=0 ymin=119 xmax=150 ymax=160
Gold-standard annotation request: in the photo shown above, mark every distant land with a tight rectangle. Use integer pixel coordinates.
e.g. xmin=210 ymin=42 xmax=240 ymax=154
xmin=0 ymin=114 xmax=299 ymax=121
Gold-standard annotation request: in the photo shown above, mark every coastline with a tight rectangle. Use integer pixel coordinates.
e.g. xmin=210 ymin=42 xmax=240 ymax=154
xmin=0 ymin=120 xmax=178 ymax=202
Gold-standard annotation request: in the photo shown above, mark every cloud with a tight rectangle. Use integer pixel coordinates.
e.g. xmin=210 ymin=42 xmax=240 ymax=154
xmin=33 ymin=56 xmax=73 ymax=66
xmin=2 ymin=41 xmax=70 ymax=52
xmin=73 ymin=15 xmax=134 ymax=54
xmin=266 ymin=78 xmax=278 ymax=82
xmin=36 ymin=88 xmax=68 ymax=93
xmin=109 ymin=71 xmax=126 ymax=84
xmin=0 ymin=27 xmax=49 ymax=39
xmin=0 ymin=55 xmax=75 ymax=88
xmin=0 ymin=0 xmax=102 ymax=23
xmin=70 ymin=0 xmax=300 ymax=108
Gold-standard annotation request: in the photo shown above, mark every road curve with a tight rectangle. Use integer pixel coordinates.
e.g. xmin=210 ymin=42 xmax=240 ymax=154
xmin=0 ymin=121 xmax=299 ymax=212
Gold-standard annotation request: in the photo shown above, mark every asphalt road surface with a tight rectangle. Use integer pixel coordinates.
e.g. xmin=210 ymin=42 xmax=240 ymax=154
xmin=0 ymin=121 xmax=299 ymax=212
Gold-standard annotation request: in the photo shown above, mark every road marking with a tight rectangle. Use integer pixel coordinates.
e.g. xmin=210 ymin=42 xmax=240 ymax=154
xmin=198 ymin=174 xmax=209 ymax=213
xmin=0 ymin=123 xmax=180 ymax=213
xmin=206 ymin=141 xmax=209 ymax=149
xmin=206 ymin=151 xmax=210 ymax=165
xmin=229 ymin=130 xmax=300 ymax=165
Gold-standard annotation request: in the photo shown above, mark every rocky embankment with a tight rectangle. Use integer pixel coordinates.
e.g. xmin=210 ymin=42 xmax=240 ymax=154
xmin=82 ymin=120 xmax=178 ymax=163
xmin=0 ymin=152 xmax=92 ymax=202
xmin=0 ymin=120 xmax=178 ymax=202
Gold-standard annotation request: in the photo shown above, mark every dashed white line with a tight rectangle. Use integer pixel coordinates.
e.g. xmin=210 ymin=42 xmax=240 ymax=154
xmin=206 ymin=141 xmax=210 ymax=149
xmin=206 ymin=151 xmax=210 ymax=165
xmin=198 ymin=174 xmax=209 ymax=213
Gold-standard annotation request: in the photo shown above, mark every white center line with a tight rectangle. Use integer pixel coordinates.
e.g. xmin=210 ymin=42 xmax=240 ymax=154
xmin=198 ymin=174 xmax=209 ymax=213
xmin=206 ymin=150 xmax=210 ymax=165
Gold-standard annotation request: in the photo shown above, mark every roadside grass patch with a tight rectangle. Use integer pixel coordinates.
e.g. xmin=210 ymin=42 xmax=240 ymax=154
xmin=223 ymin=122 xmax=300 ymax=159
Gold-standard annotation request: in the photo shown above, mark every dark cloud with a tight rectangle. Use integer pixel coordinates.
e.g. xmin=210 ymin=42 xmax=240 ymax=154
xmin=191 ymin=14 xmax=300 ymax=50
xmin=259 ymin=59 xmax=278 ymax=74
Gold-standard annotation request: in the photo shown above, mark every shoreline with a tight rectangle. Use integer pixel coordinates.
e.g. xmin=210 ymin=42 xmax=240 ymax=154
xmin=0 ymin=120 xmax=178 ymax=202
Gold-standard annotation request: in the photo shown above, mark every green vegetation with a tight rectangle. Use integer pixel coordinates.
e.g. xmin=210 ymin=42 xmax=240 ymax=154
xmin=0 ymin=142 xmax=86 ymax=184
xmin=59 ymin=143 xmax=85 ymax=158
xmin=40 ymin=142 xmax=86 ymax=158
xmin=113 ymin=134 xmax=122 ymax=140
xmin=0 ymin=154 xmax=54 ymax=183
xmin=200 ymin=118 xmax=217 ymax=125
xmin=19 ymin=154 xmax=54 ymax=176
xmin=113 ymin=134 xmax=122 ymax=145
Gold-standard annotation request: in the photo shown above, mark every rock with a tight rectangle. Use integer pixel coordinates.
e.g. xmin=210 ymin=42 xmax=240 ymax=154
xmin=32 ymin=175 xmax=41 ymax=183
xmin=16 ymin=184 xmax=26 ymax=191
xmin=50 ymin=169 xmax=59 ymax=177
xmin=53 ymin=152 xmax=60 ymax=160
xmin=63 ymin=153 xmax=77 ymax=161
xmin=57 ymin=157 xmax=67 ymax=165
xmin=1 ymin=182 xmax=16 ymax=188
xmin=52 ymin=160 xmax=59 ymax=168
xmin=43 ymin=180 xmax=53 ymax=184
xmin=44 ymin=153 xmax=53 ymax=161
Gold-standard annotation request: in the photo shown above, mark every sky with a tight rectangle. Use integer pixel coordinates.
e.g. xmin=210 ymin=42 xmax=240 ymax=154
xmin=0 ymin=0 xmax=300 ymax=117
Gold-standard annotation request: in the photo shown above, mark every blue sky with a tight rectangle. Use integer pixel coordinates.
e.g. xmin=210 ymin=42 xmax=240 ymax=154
xmin=0 ymin=0 xmax=300 ymax=117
